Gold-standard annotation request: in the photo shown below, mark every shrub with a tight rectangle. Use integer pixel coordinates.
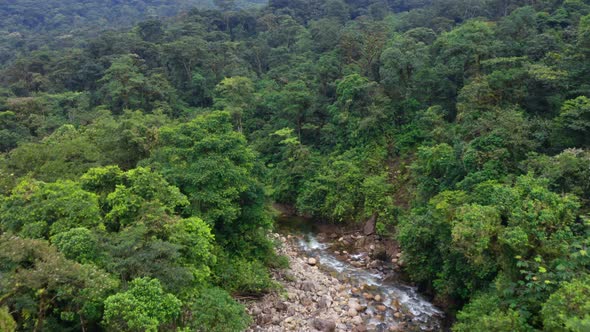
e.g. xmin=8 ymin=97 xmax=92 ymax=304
xmin=0 ymin=306 xmax=16 ymax=332
xmin=541 ymin=275 xmax=590 ymax=332
xmin=453 ymin=293 xmax=533 ymax=332
xmin=187 ymin=287 xmax=251 ymax=332
xmin=213 ymin=255 xmax=277 ymax=296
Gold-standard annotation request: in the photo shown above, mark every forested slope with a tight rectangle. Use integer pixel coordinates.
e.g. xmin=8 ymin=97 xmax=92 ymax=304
xmin=0 ymin=0 xmax=267 ymax=66
xmin=1 ymin=0 xmax=590 ymax=331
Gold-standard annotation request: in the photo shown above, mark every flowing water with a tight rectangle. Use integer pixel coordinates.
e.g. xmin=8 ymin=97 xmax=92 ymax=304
xmin=277 ymin=216 xmax=444 ymax=331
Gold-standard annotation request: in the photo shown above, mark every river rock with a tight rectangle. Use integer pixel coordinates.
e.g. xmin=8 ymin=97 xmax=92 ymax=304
xmin=287 ymin=306 xmax=296 ymax=316
xmin=245 ymin=232 xmax=440 ymax=332
xmin=348 ymin=298 xmax=360 ymax=309
xmin=302 ymin=297 xmax=313 ymax=307
xmin=376 ymin=305 xmax=387 ymax=311
xmin=363 ymin=213 xmax=377 ymax=235
xmin=311 ymin=318 xmax=336 ymax=332
xmin=354 ymin=324 xmax=368 ymax=332
xmin=308 ymin=257 xmax=317 ymax=265
xmin=354 ymin=236 xmax=369 ymax=250
xmin=351 ymin=316 xmax=363 ymax=325
xmin=272 ymin=316 xmax=281 ymax=325
xmin=393 ymin=312 xmax=403 ymax=319
xmin=276 ymin=301 xmax=288 ymax=311
xmin=300 ymin=281 xmax=316 ymax=291
xmin=319 ymin=295 xmax=332 ymax=308
xmin=259 ymin=314 xmax=272 ymax=324
xmin=368 ymin=260 xmax=380 ymax=268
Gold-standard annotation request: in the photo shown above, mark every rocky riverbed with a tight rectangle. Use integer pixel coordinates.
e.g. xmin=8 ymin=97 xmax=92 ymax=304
xmin=246 ymin=232 xmax=443 ymax=332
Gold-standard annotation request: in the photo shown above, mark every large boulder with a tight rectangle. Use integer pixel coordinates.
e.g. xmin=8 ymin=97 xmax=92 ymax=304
xmin=311 ymin=318 xmax=336 ymax=332
xmin=363 ymin=213 xmax=378 ymax=235
xmin=300 ymin=281 xmax=316 ymax=292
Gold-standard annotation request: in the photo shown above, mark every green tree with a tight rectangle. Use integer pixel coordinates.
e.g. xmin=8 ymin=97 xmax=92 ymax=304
xmin=137 ymin=20 xmax=164 ymax=43
xmin=0 ymin=111 xmax=29 ymax=152
xmin=399 ymin=173 xmax=582 ymax=306
xmin=0 ymin=235 xmax=118 ymax=331
xmin=411 ymin=143 xmax=463 ymax=201
xmin=84 ymin=110 xmax=169 ymax=170
xmin=380 ymin=33 xmax=429 ymax=99
xmin=553 ymin=96 xmax=590 ymax=148
xmin=99 ymin=225 xmax=196 ymax=295
xmin=297 ymin=156 xmax=364 ymax=221
xmin=81 ymin=166 xmax=215 ymax=292
xmin=541 ymin=275 xmax=590 ymax=332
xmin=0 ymin=306 xmax=16 ymax=332
xmin=267 ymin=127 xmax=318 ymax=204
xmin=273 ymin=80 xmax=313 ymax=140
xmin=148 ymin=111 xmax=272 ymax=256
xmin=577 ymin=14 xmax=590 ymax=52
xmin=81 ymin=166 xmax=188 ymax=230
xmin=453 ymin=293 xmax=533 ymax=332
xmin=325 ymin=73 xmax=380 ymax=147
xmin=3 ymin=124 xmax=103 ymax=182
xmin=99 ymin=55 xmax=147 ymax=113
xmin=102 ymin=167 xmax=188 ymax=232
xmin=450 ymin=204 xmax=501 ymax=265
xmin=212 ymin=254 xmax=276 ymax=296
xmin=169 ymin=217 xmax=216 ymax=285
xmin=0 ymin=179 xmax=101 ymax=238
xmin=524 ymin=149 xmax=590 ymax=199
xmin=162 ymin=36 xmax=208 ymax=94
xmin=433 ymin=20 xmax=495 ymax=102
xmin=51 ymin=227 xmax=100 ymax=264
xmin=214 ymin=76 xmax=255 ymax=132
xmin=186 ymin=287 xmax=251 ymax=332
xmin=103 ymin=277 xmax=181 ymax=332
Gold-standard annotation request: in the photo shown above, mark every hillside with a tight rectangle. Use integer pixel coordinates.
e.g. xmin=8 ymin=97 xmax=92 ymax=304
xmin=1 ymin=0 xmax=590 ymax=331
xmin=0 ymin=0 xmax=267 ymax=65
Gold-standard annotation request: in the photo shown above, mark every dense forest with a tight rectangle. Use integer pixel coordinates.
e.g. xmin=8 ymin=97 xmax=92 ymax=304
xmin=0 ymin=0 xmax=267 ymax=66
xmin=1 ymin=0 xmax=590 ymax=331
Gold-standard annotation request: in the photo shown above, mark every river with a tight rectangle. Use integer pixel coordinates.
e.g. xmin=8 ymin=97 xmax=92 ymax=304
xmin=276 ymin=215 xmax=445 ymax=331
